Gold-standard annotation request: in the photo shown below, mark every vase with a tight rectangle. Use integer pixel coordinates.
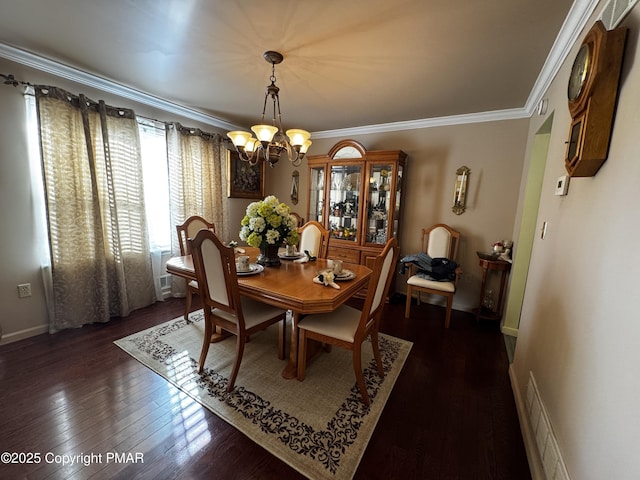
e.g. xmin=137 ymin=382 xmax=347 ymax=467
xmin=257 ymin=244 xmax=281 ymax=267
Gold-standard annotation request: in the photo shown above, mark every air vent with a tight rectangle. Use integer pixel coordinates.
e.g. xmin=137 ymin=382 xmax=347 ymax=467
xmin=600 ymin=0 xmax=639 ymax=29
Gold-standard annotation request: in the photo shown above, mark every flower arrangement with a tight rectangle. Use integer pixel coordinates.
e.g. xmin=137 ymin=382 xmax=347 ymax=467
xmin=239 ymin=195 xmax=300 ymax=249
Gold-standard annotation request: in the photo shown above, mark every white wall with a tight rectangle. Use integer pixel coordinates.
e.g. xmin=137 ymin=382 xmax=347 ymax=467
xmin=512 ymin=4 xmax=640 ymax=479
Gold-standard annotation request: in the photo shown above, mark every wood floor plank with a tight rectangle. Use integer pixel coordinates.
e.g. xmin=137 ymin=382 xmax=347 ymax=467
xmin=0 ymin=296 xmax=530 ymax=480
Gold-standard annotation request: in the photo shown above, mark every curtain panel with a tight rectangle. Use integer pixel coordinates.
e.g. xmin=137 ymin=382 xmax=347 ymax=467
xmin=167 ymin=123 xmax=228 ymax=251
xmin=35 ymin=86 xmax=156 ymax=332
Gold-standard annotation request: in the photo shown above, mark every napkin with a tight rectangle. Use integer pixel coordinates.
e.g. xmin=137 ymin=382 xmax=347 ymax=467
xmin=313 ymin=271 xmax=340 ymax=289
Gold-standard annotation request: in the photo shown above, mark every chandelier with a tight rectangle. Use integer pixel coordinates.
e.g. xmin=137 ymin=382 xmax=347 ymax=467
xmin=227 ymin=51 xmax=311 ymax=168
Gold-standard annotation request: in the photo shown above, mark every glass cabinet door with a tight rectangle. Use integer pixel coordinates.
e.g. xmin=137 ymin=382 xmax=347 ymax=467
xmin=328 ymin=163 xmax=362 ymax=242
xmin=392 ymin=163 xmax=404 ymax=239
xmin=365 ymin=163 xmax=396 ymax=245
xmin=309 ymin=166 xmax=325 ymax=223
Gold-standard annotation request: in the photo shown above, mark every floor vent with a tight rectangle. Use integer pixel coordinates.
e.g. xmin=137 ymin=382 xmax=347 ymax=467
xmin=600 ymin=0 xmax=639 ymax=29
xmin=526 ymin=373 xmax=571 ymax=480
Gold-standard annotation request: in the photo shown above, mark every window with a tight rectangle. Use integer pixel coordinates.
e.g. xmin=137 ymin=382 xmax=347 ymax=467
xmin=138 ymin=118 xmax=171 ymax=251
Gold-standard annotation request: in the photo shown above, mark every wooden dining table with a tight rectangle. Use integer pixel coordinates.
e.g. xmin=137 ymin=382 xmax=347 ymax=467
xmin=166 ymin=247 xmax=372 ymax=379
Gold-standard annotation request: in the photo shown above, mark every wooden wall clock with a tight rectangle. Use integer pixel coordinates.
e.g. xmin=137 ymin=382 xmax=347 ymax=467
xmin=564 ymin=20 xmax=627 ymax=177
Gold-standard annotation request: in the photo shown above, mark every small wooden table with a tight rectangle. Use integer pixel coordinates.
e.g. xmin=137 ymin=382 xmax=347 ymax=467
xmin=166 ymin=248 xmax=372 ymax=379
xmin=475 ymin=252 xmax=512 ymax=322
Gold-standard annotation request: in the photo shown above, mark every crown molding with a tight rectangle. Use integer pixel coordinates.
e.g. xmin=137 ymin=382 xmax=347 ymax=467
xmin=311 ymin=108 xmax=531 ymax=139
xmin=314 ymin=0 xmax=599 ymax=138
xmin=1 ymin=0 xmax=598 ymax=137
xmin=523 ymin=0 xmax=600 ymax=115
xmin=0 ymin=42 xmax=238 ymax=131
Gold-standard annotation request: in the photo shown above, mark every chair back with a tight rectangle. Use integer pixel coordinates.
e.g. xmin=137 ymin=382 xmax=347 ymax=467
xmin=423 ymin=224 xmax=460 ymax=261
xmin=177 ymin=215 xmax=216 ymax=255
xmin=297 ymin=221 xmax=329 ymax=258
xmin=359 ymin=238 xmax=399 ymax=331
xmin=189 ymin=229 xmax=242 ymax=320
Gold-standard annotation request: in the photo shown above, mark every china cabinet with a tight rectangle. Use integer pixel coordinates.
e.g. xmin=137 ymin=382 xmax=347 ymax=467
xmin=307 ymin=140 xmax=407 ymax=284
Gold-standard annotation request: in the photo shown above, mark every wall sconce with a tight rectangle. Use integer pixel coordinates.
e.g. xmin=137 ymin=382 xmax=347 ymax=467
xmin=452 ymin=166 xmax=470 ymax=215
xmin=291 ymin=170 xmax=299 ymax=204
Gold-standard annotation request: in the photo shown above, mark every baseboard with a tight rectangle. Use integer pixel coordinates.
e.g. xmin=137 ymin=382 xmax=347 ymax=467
xmin=0 ymin=323 xmax=48 ymax=345
xmin=502 ymin=325 xmax=519 ymax=337
xmin=509 ymin=365 xmax=545 ymax=480
xmin=509 ymin=366 xmax=571 ymax=480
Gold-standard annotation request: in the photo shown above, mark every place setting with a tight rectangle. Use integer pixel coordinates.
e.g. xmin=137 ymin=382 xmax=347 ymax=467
xmin=277 ymin=244 xmax=306 ymax=261
xmin=314 ymin=259 xmax=356 ymax=289
xmin=235 ymin=254 xmax=264 ymax=276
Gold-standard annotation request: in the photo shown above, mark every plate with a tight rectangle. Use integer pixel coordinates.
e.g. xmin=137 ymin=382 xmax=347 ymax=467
xmin=278 ymin=252 xmax=305 ymax=260
xmin=317 ymin=268 xmax=356 ymax=281
xmin=236 ymin=263 xmax=264 ymax=276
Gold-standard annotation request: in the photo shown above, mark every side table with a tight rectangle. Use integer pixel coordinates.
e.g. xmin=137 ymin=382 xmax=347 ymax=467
xmin=475 ymin=252 xmax=512 ymax=322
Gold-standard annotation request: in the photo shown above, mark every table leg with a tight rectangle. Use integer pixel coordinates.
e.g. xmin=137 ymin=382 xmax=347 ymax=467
xmin=281 ymin=311 xmax=300 ymax=379
xmin=476 ymin=266 xmax=489 ymax=321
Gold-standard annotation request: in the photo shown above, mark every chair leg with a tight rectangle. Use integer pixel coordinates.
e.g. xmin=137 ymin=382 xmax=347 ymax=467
xmin=445 ymin=295 xmax=453 ymax=329
xmin=198 ymin=312 xmax=212 ymax=373
xmin=227 ymin=334 xmax=246 ymax=392
xmin=370 ymin=331 xmax=385 ymax=377
xmin=296 ymin=329 xmax=308 ymax=381
xmin=404 ymin=285 xmax=412 ymax=318
xmin=352 ymin=344 xmax=370 ymax=406
xmin=184 ymin=284 xmax=192 ymax=320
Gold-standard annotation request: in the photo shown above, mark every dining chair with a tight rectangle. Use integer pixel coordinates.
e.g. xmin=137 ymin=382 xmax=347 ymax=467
xmin=176 ymin=215 xmax=216 ymax=320
xmin=189 ymin=229 xmax=287 ymax=392
xmin=296 ymin=237 xmax=399 ymax=406
xmin=297 ymin=220 xmax=329 ymax=259
xmin=404 ymin=224 xmax=462 ymax=328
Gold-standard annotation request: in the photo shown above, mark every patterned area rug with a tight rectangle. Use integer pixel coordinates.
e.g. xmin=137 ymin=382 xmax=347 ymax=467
xmin=115 ymin=310 xmax=412 ymax=480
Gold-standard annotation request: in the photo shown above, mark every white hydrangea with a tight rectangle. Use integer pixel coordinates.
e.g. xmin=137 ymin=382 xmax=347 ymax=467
xmin=262 ymin=195 xmax=279 ymax=208
xmin=249 ymin=216 xmax=266 ymax=232
xmin=265 ymin=229 xmax=281 ymax=244
xmin=239 ymin=226 xmax=250 ymax=241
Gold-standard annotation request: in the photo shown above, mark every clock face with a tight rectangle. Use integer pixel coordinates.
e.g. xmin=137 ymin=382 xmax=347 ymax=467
xmin=568 ymin=43 xmax=591 ymax=102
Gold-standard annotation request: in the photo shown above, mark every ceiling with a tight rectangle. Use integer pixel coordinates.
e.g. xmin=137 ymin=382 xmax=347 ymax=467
xmin=0 ymin=0 xmax=588 ymax=135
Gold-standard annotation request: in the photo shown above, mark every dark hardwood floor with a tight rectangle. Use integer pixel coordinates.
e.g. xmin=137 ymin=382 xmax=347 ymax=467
xmin=0 ymin=296 xmax=531 ymax=480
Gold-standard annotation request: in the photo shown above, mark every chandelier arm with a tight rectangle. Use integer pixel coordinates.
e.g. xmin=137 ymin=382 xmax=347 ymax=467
xmin=291 ymin=155 xmax=302 ymax=167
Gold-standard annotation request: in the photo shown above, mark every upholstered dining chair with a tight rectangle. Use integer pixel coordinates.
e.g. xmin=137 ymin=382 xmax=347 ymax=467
xmin=404 ymin=224 xmax=462 ymax=328
xmin=297 ymin=220 xmax=330 ymax=259
xmin=296 ymin=237 xmax=399 ymax=406
xmin=176 ymin=215 xmax=216 ymax=320
xmin=189 ymin=229 xmax=287 ymax=392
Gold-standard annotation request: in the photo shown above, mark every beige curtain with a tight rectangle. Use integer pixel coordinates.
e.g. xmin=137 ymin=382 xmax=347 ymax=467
xmin=36 ymin=86 xmax=156 ymax=332
xmin=167 ymin=123 xmax=228 ymax=297
xmin=167 ymin=123 xmax=228 ymax=249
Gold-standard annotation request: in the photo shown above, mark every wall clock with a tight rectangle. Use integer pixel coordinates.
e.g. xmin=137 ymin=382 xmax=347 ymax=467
xmin=564 ymin=20 xmax=627 ymax=177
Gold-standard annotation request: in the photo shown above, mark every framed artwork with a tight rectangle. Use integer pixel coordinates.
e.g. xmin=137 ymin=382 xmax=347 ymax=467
xmin=227 ymin=149 xmax=265 ymax=199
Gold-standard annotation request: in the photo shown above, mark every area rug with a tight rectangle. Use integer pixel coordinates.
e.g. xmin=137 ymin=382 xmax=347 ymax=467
xmin=114 ymin=309 xmax=412 ymax=480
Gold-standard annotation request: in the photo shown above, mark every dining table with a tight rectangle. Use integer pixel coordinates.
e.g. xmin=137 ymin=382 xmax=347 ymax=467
xmin=166 ymin=246 xmax=372 ymax=379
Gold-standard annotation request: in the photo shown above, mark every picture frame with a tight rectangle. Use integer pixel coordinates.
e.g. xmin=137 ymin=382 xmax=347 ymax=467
xmin=227 ymin=149 xmax=265 ymax=199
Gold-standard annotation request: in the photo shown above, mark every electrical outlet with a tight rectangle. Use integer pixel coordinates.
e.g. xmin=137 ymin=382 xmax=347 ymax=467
xmin=18 ymin=283 xmax=32 ymax=298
